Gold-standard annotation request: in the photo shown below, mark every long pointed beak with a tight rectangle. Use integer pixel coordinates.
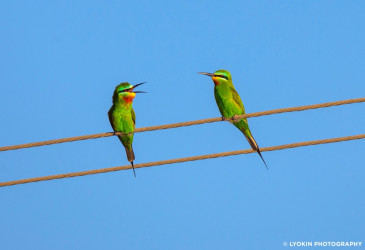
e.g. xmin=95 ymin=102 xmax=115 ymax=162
xmin=132 ymin=82 xmax=146 ymax=89
xmin=131 ymin=82 xmax=147 ymax=93
xmin=198 ymin=72 xmax=214 ymax=77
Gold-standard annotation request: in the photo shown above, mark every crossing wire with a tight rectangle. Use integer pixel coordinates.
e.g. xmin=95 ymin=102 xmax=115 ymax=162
xmin=1 ymin=134 xmax=364 ymax=187
xmin=0 ymin=97 xmax=364 ymax=152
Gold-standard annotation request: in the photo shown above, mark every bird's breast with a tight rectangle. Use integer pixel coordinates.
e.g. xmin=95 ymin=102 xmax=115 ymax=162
xmin=122 ymin=93 xmax=136 ymax=103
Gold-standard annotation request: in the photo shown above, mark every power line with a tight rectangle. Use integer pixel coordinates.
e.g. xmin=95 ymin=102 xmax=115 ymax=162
xmin=0 ymin=97 xmax=364 ymax=152
xmin=1 ymin=134 xmax=364 ymax=187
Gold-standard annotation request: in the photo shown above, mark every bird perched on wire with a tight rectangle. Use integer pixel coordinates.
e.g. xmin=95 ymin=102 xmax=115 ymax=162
xmin=108 ymin=82 xmax=146 ymax=177
xmin=198 ymin=70 xmax=267 ymax=169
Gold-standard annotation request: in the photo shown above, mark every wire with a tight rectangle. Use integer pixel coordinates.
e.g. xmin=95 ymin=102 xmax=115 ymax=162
xmin=1 ymin=134 xmax=364 ymax=187
xmin=0 ymin=97 xmax=364 ymax=152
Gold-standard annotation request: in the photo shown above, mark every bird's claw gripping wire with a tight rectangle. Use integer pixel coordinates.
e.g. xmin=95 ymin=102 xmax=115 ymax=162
xmin=232 ymin=115 xmax=241 ymax=122
xmin=222 ymin=115 xmax=240 ymax=122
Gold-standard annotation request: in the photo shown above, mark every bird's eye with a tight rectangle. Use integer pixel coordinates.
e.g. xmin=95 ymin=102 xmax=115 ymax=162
xmin=217 ymin=74 xmax=228 ymax=80
xmin=119 ymin=87 xmax=132 ymax=93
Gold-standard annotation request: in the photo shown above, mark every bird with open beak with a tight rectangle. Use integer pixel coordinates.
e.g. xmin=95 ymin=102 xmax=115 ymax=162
xmin=108 ymin=82 xmax=146 ymax=177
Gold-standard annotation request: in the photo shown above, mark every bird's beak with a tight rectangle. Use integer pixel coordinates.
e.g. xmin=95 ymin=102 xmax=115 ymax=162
xmin=198 ymin=72 xmax=214 ymax=77
xmin=118 ymin=82 xmax=147 ymax=94
xmin=131 ymin=82 xmax=147 ymax=93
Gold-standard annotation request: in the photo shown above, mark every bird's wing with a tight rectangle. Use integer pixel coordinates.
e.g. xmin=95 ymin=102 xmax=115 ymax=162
xmin=108 ymin=108 xmax=116 ymax=131
xmin=131 ymin=108 xmax=136 ymax=127
xmin=231 ymin=87 xmax=245 ymax=113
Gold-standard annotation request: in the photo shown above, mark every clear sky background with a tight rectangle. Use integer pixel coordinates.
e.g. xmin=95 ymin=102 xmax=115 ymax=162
xmin=1 ymin=1 xmax=364 ymax=249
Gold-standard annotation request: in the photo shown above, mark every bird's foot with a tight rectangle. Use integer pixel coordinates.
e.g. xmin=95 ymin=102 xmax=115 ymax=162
xmin=221 ymin=116 xmax=228 ymax=121
xmin=232 ymin=115 xmax=241 ymax=122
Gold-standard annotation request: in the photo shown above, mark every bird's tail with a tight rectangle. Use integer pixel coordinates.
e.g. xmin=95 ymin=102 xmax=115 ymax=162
xmin=125 ymin=147 xmax=136 ymax=177
xmin=244 ymin=134 xmax=268 ymax=170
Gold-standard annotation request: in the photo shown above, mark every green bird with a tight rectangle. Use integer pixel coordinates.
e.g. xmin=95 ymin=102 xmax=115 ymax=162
xmin=199 ymin=70 xmax=268 ymax=169
xmin=108 ymin=82 xmax=146 ymax=177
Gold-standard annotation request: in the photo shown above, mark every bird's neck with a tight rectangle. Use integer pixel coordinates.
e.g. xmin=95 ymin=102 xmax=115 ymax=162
xmin=215 ymin=82 xmax=231 ymax=90
xmin=121 ymin=95 xmax=135 ymax=104
xmin=114 ymin=99 xmax=134 ymax=109
xmin=215 ymin=83 xmax=233 ymax=97
xmin=212 ymin=77 xmax=221 ymax=86
xmin=112 ymin=93 xmax=135 ymax=108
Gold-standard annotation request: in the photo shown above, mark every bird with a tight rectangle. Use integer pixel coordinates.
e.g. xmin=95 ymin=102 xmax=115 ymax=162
xmin=108 ymin=82 xmax=146 ymax=177
xmin=198 ymin=70 xmax=268 ymax=169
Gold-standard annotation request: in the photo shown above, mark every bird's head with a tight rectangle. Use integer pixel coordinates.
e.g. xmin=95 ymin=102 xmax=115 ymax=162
xmin=198 ymin=69 xmax=232 ymax=86
xmin=113 ymin=82 xmax=146 ymax=103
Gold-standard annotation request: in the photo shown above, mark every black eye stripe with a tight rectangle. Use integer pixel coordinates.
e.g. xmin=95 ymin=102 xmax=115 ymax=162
xmin=215 ymin=74 xmax=228 ymax=80
xmin=119 ymin=87 xmax=133 ymax=93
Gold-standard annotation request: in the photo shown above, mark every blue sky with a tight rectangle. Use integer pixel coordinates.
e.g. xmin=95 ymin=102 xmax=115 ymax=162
xmin=1 ymin=1 xmax=364 ymax=249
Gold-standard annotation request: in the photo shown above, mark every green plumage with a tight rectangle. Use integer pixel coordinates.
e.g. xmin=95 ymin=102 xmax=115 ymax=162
xmin=199 ymin=69 xmax=268 ymax=169
xmin=108 ymin=82 xmax=139 ymax=177
xmin=213 ymin=75 xmax=252 ymax=137
xmin=108 ymin=103 xmax=135 ymax=151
